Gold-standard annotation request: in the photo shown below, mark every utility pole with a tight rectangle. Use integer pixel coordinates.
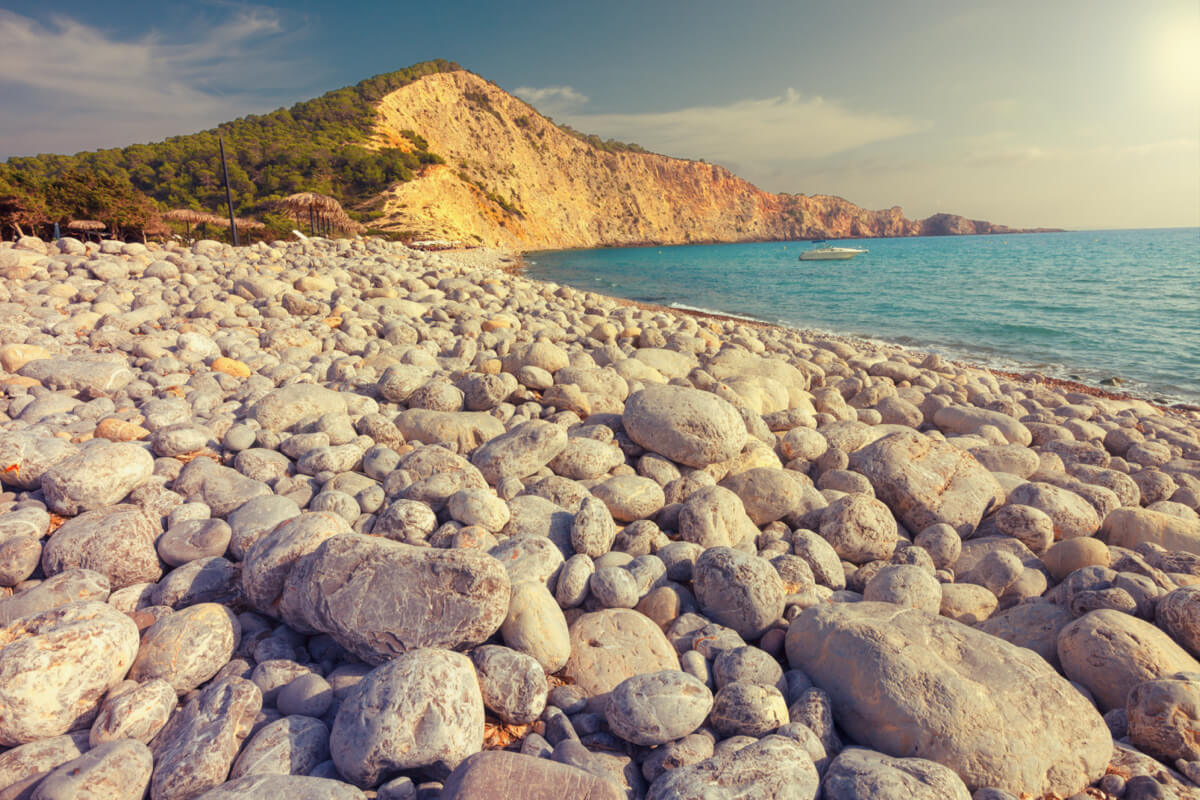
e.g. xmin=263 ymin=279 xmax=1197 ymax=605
xmin=219 ymin=136 xmax=239 ymax=246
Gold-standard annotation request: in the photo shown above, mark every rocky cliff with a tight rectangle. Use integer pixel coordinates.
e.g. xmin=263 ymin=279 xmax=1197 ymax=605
xmin=366 ymin=71 xmax=1051 ymax=249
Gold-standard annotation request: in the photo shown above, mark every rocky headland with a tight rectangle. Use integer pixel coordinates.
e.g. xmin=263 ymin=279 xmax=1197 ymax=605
xmin=0 ymin=233 xmax=1196 ymax=800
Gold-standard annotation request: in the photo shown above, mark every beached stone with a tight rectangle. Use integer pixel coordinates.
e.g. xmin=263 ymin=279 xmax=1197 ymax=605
xmin=501 ymin=580 xmax=571 ymax=672
xmin=41 ymin=442 xmax=154 ymax=515
xmin=0 ymin=433 xmax=78 ymax=491
xmin=251 ymin=384 xmax=348 ymax=432
xmin=195 ymin=775 xmax=366 ymax=800
xmin=1006 ymin=481 xmax=1101 ymax=539
xmin=848 ymin=430 xmax=1004 ymax=537
xmin=719 ymin=468 xmax=804 ymax=526
xmin=563 ymin=609 xmax=680 ymax=708
xmin=786 ymin=601 xmax=1111 ymax=795
xmin=0 ymin=731 xmax=91 ymax=794
xmin=19 ymin=355 xmax=134 ymax=396
xmin=158 ymin=518 xmax=232 ymax=566
xmin=605 ymin=670 xmax=713 ymax=746
xmin=1156 ymin=587 xmax=1200 ymax=658
xmin=591 ymin=475 xmax=666 ymax=522
xmin=938 ymin=582 xmax=999 ymax=625
xmin=243 ymin=512 xmax=350 ymax=617
xmin=822 ymin=748 xmax=972 ymax=800
xmin=447 ymin=487 xmax=510 ymax=532
xmin=471 ymin=420 xmax=569 ymax=484
xmin=32 ymin=738 xmax=153 ymax=800
xmin=1101 ymin=506 xmax=1200 ymax=555
xmin=0 ymin=567 xmax=110 ymax=625
xmin=129 ymin=602 xmax=240 ymax=693
xmin=150 ymin=677 xmax=263 ymax=800
xmin=623 ymin=384 xmax=747 ymax=468
xmin=694 ymin=547 xmax=785 ymax=639
xmin=1042 ymin=536 xmax=1110 ymax=581
xmin=442 ymin=751 xmax=625 ymax=800
xmin=549 ymin=437 xmax=625 ymax=480
xmin=863 ymin=564 xmax=942 ymax=613
xmin=153 ymin=556 xmax=242 ymax=609
xmin=471 ymin=645 xmax=548 ymax=725
xmin=394 ymin=409 xmax=504 ymax=453
xmin=645 ymin=734 xmax=819 ymax=800
xmin=709 ymin=681 xmax=789 ymax=737
xmin=933 ymin=405 xmax=1032 ymax=446
xmin=175 ymin=459 xmax=273 ymax=518
xmin=230 ymin=715 xmax=331 ymax=780
xmin=89 ymin=677 xmax=177 ymax=746
xmin=1057 ymin=609 xmax=1200 ymax=710
xmin=571 ymin=495 xmax=618 ymax=557
xmin=281 ymin=533 xmax=510 ymax=664
xmin=0 ymin=601 xmax=140 ymax=745
xmin=330 ymin=649 xmax=483 ymax=786
xmin=819 ymin=494 xmax=898 ymax=564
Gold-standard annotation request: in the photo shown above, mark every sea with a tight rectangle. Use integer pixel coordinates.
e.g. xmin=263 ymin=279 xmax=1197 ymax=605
xmin=523 ymin=228 xmax=1200 ymax=405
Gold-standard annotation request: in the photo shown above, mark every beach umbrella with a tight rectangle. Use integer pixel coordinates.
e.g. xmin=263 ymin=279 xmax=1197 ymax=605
xmin=276 ymin=192 xmax=344 ymax=235
xmin=67 ymin=220 xmax=106 ymax=232
xmin=164 ymin=208 xmax=221 ymax=238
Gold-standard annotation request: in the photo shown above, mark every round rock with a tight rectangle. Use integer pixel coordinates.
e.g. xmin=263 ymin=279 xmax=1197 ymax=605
xmin=605 ymin=670 xmax=713 ymax=746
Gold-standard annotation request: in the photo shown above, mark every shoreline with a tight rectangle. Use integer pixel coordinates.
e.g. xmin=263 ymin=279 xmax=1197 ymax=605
xmin=507 ymin=247 xmax=1199 ymax=417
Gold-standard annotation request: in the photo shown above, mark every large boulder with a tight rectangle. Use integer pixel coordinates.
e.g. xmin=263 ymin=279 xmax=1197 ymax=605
xmin=821 ymin=748 xmax=971 ymax=800
xmin=562 ymin=609 xmax=680 ymax=710
xmin=645 ymin=734 xmax=819 ymax=800
xmin=281 ymin=533 xmax=510 ymax=665
xmin=623 ymin=385 xmax=748 ymax=468
xmin=40 ymin=442 xmax=154 ymax=516
xmin=848 ymin=430 xmax=1004 ymax=537
xmin=1100 ymin=507 xmax=1200 ymax=556
xmin=785 ymin=602 xmax=1111 ymax=795
xmin=40 ymin=505 xmax=161 ymax=590
xmin=1057 ymin=609 xmax=1200 ymax=711
xmin=443 ymin=750 xmax=624 ymax=800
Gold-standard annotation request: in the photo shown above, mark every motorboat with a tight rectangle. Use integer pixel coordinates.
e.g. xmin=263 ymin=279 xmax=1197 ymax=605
xmin=798 ymin=244 xmax=868 ymax=261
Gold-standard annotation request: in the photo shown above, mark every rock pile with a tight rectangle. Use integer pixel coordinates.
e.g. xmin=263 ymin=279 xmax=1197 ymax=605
xmin=0 ymin=232 xmax=1198 ymax=799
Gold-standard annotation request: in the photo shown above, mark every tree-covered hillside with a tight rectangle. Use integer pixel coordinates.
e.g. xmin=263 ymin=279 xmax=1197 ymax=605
xmin=0 ymin=59 xmax=459 ymax=238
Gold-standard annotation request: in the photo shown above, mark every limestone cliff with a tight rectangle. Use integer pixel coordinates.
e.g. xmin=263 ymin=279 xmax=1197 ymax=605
xmin=366 ymin=71 xmax=1050 ymax=249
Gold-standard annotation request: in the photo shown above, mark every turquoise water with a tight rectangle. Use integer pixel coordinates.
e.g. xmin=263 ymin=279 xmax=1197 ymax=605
xmin=524 ymin=228 xmax=1200 ymax=404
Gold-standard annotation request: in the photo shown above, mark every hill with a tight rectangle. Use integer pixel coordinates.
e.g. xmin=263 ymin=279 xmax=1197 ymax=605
xmin=0 ymin=61 xmax=1057 ymax=246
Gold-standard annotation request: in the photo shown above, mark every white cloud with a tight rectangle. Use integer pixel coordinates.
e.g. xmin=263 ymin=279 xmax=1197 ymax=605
xmin=512 ymin=85 xmax=590 ymax=116
xmin=0 ymin=8 xmax=308 ymax=156
xmin=556 ymin=89 xmax=927 ymax=172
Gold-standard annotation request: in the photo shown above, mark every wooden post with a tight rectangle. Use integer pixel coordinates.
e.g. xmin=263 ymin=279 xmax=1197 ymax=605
xmin=219 ymin=137 xmax=239 ymax=247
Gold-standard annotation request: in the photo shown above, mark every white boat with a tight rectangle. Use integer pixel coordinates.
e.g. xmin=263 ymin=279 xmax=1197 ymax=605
xmin=798 ymin=245 xmax=868 ymax=261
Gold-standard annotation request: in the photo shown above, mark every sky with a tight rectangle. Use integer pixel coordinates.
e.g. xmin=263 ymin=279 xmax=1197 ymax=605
xmin=1 ymin=0 xmax=1197 ymax=230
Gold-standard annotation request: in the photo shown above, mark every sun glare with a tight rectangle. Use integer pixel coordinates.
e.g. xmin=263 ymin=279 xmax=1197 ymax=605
xmin=1153 ymin=22 xmax=1200 ymax=101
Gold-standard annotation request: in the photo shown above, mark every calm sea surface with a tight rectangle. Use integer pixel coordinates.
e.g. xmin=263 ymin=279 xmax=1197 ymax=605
xmin=524 ymin=228 xmax=1200 ymax=404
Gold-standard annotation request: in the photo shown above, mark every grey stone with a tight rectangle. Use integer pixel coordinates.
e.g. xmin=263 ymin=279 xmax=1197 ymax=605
xmin=41 ymin=505 xmax=161 ymax=591
xmin=1157 ymin=587 xmax=1200 ymax=659
xmin=786 ymin=602 xmax=1111 ymax=795
xmin=243 ymin=512 xmax=350 ymax=618
xmin=32 ymin=739 xmax=153 ymax=800
xmin=277 ymin=673 xmax=334 ymax=718
xmin=720 ymin=468 xmax=806 ymax=526
xmin=819 ymin=495 xmax=898 ymax=565
xmin=693 ymin=547 xmax=785 ymax=639
xmin=0 ymin=731 xmax=91 ymax=794
xmin=89 ymin=677 xmax=177 ymax=746
xmin=571 ymin=495 xmax=618 ymax=558
xmin=442 ymin=751 xmax=624 ymax=800
xmin=472 ymin=645 xmax=548 ymax=725
xmin=0 ymin=433 xmax=78 ymax=490
xmin=129 ymin=602 xmax=240 ymax=693
xmin=149 ymin=677 xmax=264 ymax=800
xmin=709 ymin=681 xmax=789 ymax=738
xmin=821 ymin=747 xmax=971 ymax=800
xmin=590 ymin=475 xmax=667 ymax=522
xmin=501 ymin=580 xmax=571 ymax=672
xmin=230 ymin=715 xmax=331 ymax=780
xmin=863 ymin=564 xmax=942 ymax=613
xmin=623 ymin=384 xmax=748 ymax=468
xmin=605 ymin=670 xmax=713 ymax=746
xmin=677 ymin=486 xmax=758 ymax=549
xmin=194 ymin=775 xmax=366 ymax=800
xmin=0 ymin=568 xmax=110 ymax=626
xmin=1126 ymin=677 xmax=1200 ymax=764
xmin=0 ymin=601 xmax=139 ymax=745
xmin=330 ymin=649 xmax=483 ymax=786
xmin=470 ymin=420 xmax=569 ymax=484
xmin=563 ymin=609 xmax=680 ymax=710
xmin=251 ymin=385 xmax=348 ymax=432
xmin=41 ymin=442 xmax=154 ymax=515
xmin=19 ymin=355 xmax=134 ymax=396
xmin=645 ymin=734 xmax=819 ymax=800
xmin=281 ymin=533 xmax=510 ymax=665
xmin=157 ymin=518 xmax=232 ymax=567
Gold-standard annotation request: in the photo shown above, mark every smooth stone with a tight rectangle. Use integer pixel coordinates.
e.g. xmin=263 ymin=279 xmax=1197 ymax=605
xmin=442 ymin=751 xmax=624 ymax=800
xmin=501 ymin=580 xmax=571 ymax=672
xmin=0 ymin=432 xmax=78 ymax=490
xmin=709 ymin=681 xmax=789 ymax=738
xmin=786 ymin=602 xmax=1111 ymax=795
xmin=40 ymin=442 xmax=154 ymax=516
xmin=157 ymin=518 xmax=232 ymax=567
xmin=243 ymin=512 xmax=351 ymax=617
xmin=677 ymin=486 xmax=758 ymax=549
xmin=471 ymin=645 xmax=548 ymax=725
xmin=863 ymin=564 xmax=942 ymax=614
xmin=277 ymin=673 xmax=334 ymax=718
xmin=149 ymin=677 xmax=264 ymax=800
xmin=0 ymin=568 xmax=110 ymax=626
xmin=645 ymin=734 xmax=819 ymax=800
xmin=330 ymin=649 xmax=483 ymax=786
xmin=446 ymin=487 xmax=510 ymax=532
xmin=32 ymin=739 xmax=153 ymax=800
xmin=129 ymin=603 xmax=240 ymax=693
xmin=562 ymin=609 xmax=680 ymax=710
xmin=1042 ymin=537 xmax=1111 ymax=582
xmin=0 ymin=731 xmax=91 ymax=793
xmin=821 ymin=747 xmax=971 ymax=800
xmin=570 ymin=495 xmax=618 ymax=557
xmin=976 ymin=602 xmax=1074 ymax=670
xmin=18 ymin=356 xmax=134 ymax=396
xmin=1101 ymin=507 xmax=1200 ymax=556
xmin=281 ymin=533 xmax=510 ymax=665
xmin=605 ymin=670 xmax=713 ymax=746
xmin=470 ymin=420 xmax=569 ymax=484
xmin=1006 ymin=482 xmax=1101 ymax=540
xmin=719 ymin=468 xmax=806 ymax=526
xmin=848 ymin=430 xmax=1004 ymax=537
xmin=819 ymin=495 xmax=898 ymax=565
xmin=1057 ymin=609 xmax=1200 ymax=711
xmin=937 ymin=583 xmax=999 ymax=625
xmin=1156 ymin=587 xmax=1200 ymax=658
xmin=251 ymin=385 xmax=348 ymax=432
xmin=229 ymin=715 xmax=331 ymax=780
xmin=622 ymin=385 xmax=747 ymax=468
xmin=227 ymin=495 xmax=302 ymax=560
xmin=0 ymin=601 xmax=139 ymax=745
xmin=153 ymin=556 xmax=243 ymax=609
xmin=193 ymin=775 xmax=366 ymax=800
xmin=693 ymin=547 xmax=785 ymax=639
xmin=89 ymin=678 xmax=177 ymax=746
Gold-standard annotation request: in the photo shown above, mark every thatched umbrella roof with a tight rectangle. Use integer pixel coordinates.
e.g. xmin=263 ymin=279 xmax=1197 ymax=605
xmin=164 ymin=209 xmax=221 ymax=225
xmin=142 ymin=219 xmax=171 ymax=236
xmin=235 ymin=217 xmax=266 ymax=231
xmin=278 ymin=192 xmax=341 ymax=213
xmin=67 ymin=219 xmax=106 ymax=231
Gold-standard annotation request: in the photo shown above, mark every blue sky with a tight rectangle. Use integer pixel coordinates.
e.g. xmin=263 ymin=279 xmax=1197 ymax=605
xmin=1 ymin=0 xmax=1197 ymax=229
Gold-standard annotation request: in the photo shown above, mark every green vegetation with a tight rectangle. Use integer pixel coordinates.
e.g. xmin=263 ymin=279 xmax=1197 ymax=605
xmin=553 ymin=123 xmax=649 ymax=155
xmin=0 ymin=59 xmax=460 ymax=238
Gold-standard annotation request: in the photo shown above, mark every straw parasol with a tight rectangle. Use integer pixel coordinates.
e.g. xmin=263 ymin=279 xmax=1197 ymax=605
xmin=164 ymin=208 xmax=223 ymax=237
xmin=234 ymin=217 xmax=266 ymax=231
xmin=276 ymin=192 xmax=353 ymax=236
xmin=67 ymin=220 xmax=106 ymax=231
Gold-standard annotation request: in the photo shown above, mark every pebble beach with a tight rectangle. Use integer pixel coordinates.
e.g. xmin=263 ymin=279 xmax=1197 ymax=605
xmin=0 ymin=233 xmax=1198 ymax=800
